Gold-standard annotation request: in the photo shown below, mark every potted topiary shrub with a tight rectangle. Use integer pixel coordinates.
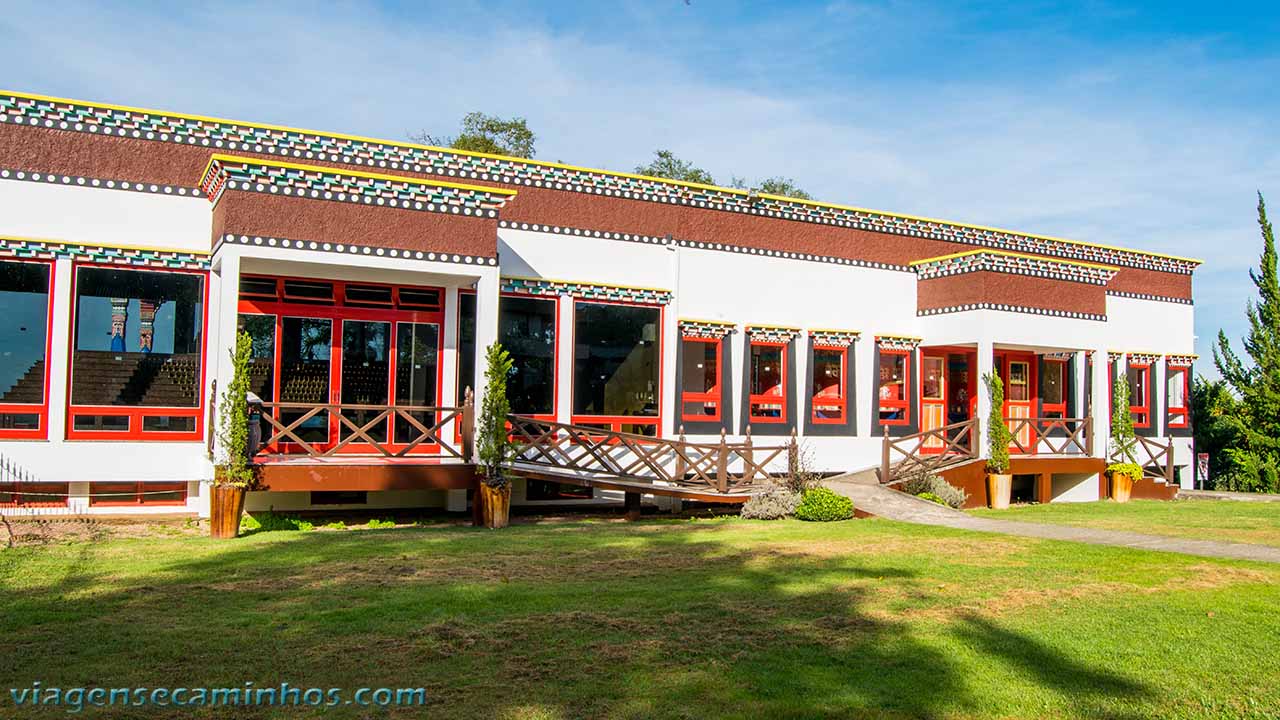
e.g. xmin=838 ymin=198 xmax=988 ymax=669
xmin=209 ymin=331 xmax=255 ymax=538
xmin=983 ymin=371 xmax=1013 ymax=509
xmin=475 ymin=342 xmax=514 ymax=529
xmin=1107 ymin=374 xmax=1142 ymax=503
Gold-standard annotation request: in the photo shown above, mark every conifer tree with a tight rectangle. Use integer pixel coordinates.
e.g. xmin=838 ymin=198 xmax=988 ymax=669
xmin=1213 ymin=192 xmax=1280 ymax=492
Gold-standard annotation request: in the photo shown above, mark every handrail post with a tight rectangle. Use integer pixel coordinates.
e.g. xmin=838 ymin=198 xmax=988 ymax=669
xmin=1085 ymin=417 xmax=1094 ymax=456
xmin=716 ymin=429 xmax=729 ymax=493
xmin=206 ymin=378 xmax=217 ymax=460
xmin=1165 ymin=436 xmax=1175 ymax=484
xmin=461 ymin=387 xmax=475 ymax=463
xmin=743 ymin=425 xmax=755 ymax=482
xmin=881 ymin=426 xmax=891 ymax=483
xmin=674 ymin=425 xmax=687 ymax=482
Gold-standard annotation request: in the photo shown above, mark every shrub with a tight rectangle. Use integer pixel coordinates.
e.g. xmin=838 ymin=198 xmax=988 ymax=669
xmin=740 ymin=486 xmax=801 ymax=520
xmin=782 ymin=441 xmax=822 ymax=494
xmin=984 ymin=371 xmax=1011 ymax=474
xmin=918 ymin=492 xmax=947 ymax=505
xmin=323 ymin=521 xmax=347 ymax=531
xmin=366 ymin=518 xmax=396 ymax=529
xmin=793 ymin=487 xmax=854 ymax=522
xmin=241 ymin=512 xmax=313 ymax=533
xmin=900 ymin=471 xmax=968 ymax=508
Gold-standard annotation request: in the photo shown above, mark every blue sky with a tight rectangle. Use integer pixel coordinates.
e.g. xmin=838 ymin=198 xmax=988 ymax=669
xmin=4 ymin=1 xmax=1278 ymax=375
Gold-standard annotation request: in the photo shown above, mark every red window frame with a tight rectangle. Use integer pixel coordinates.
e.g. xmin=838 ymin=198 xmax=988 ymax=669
xmin=66 ymin=263 xmax=210 ymax=442
xmin=878 ymin=348 xmax=911 ymax=426
xmin=1167 ymin=363 xmax=1191 ymax=428
xmin=237 ymin=274 xmax=447 ymax=456
xmin=811 ymin=344 xmax=847 ymax=424
xmin=88 ymin=481 xmax=188 ymax=507
xmin=748 ymin=340 xmax=788 ymax=424
xmin=0 ymin=482 xmax=69 ymax=508
xmin=500 ymin=292 xmax=560 ymax=424
xmin=570 ymin=298 xmax=664 ymax=436
xmin=1127 ymin=362 xmax=1151 ymax=428
xmin=1041 ymin=358 xmax=1068 ymax=418
xmin=0 ymin=258 xmax=55 ymax=440
xmin=680 ymin=337 xmax=722 ymax=424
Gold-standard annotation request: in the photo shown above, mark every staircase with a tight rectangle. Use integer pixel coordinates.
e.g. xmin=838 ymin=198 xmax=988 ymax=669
xmin=0 ymin=360 xmax=45 ymax=403
xmin=69 ymin=351 xmax=200 ymax=407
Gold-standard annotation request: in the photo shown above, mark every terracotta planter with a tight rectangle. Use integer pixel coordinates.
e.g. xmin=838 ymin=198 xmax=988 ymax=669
xmin=986 ymin=473 xmax=1012 ymax=510
xmin=209 ymin=482 xmax=247 ymax=539
xmin=476 ymin=482 xmax=511 ymax=529
xmin=1110 ymin=471 xmax=1136 ymax=503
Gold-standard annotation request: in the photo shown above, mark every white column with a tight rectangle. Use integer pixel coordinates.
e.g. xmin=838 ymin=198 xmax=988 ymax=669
xmin=1151 ymin=361 xmax=1165 ymax=438
xmin=1090 ymin=348 xmax=1111 ymax=459
xmin=793 ymin=333 xmax=809 ymax=439
xmin=853 ymin=337 xmax=875 ymax=438
xmin=45 ymin=258 xmax=74 ymax=442
xmin=212 ymin=250 xmax=242 ymax=406
xmin=440 ymin=285 xmax=459 ymax=412
xmin=471 ymin=269 xmax=500 ymax=453
xmin=1073 ymin=350 xmax=1087 ymax=419
xmin=555 ymin=295 xmax=574 ymax=425
xmin=662 ymin=245 xmax=680 ymax=439
xmin=975 ymin=339 xmax=995 ymax=460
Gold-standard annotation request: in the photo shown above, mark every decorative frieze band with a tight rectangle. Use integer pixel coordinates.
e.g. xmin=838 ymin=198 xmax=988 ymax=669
xmin=917 ymin=303 xmax=1106 ymax=322
xmin=1127 ymin=352 xmax=1163 ymax=365
xmin=746 ymin=325 xmax=802 ymax=343
xmin=1166 ymin=354 xmax=1198 ymax=366
xmin=0 ymin=235 xmax=209 ymax=270
xmin=810 ymin=329 xmax=862 ymax=346
xmin=0 ymin=167 xmax=203 ymax=197
xmin=1 ymin=92 xmax=1200 ymax=276
xmin=876 ymin=335 xmax=922 ymax=351
xmin=1042 ymin=351 xmax=1077 ymax=361
xmin=201 ymin=155 xmax=514 ymax=215
xmin=912 ymin=250 xmax=1117 ymax=285
xmin=679 ymin=319 xmax=736 ymax=339
xmin=217 ymin=233 xmax=497 ymax=266
xmin=501 ymin=276 xmax=671 ymax=305
xmin=1105 ymin=290 xmax=1194 ymax=306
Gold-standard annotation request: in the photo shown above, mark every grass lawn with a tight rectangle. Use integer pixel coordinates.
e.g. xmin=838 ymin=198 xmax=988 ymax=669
xmin=970 ymin=499 xmax=1280 ymax=548
xmin=3 ymin=517 xmax=1280 ymax=719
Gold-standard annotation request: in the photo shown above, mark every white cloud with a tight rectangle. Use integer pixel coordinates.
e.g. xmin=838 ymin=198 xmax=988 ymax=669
xmin=2 ymin=0 xmax=1276 ymax=373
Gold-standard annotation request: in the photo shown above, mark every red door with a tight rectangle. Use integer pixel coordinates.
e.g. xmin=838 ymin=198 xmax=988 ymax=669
xmin=921 ymin=354 xmax=947 ymax=451
xmin=1002 ymin=352 xmax=1036 ymax=452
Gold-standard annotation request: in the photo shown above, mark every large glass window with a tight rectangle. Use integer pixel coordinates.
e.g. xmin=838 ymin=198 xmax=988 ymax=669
xmin=70 ymin=266 xmax=205 ymax=437
xmin=1167 ymin=365 xmax=1190 ymax=428
xmin=812 ymin=346 xmax=846 ymax=423
xmin=878 ymin=350 xmax=909 ymax=424
xmin=394 ymin=322 xmax=440 ymax=443
xmin=279 ymin=317 xmax=332 ymax=444
xmin=457 ymin=292 xmax=477 ymax=404
xmin=681 ymin=338 xmax=721 ymax=422
xmin=0 ymin=260 xmax=51 ymax=435
xmin=1127 ymin=363 xmax=1151 ymax=428
xmin=500 ymin=296 xmax=556 ymax=416
xmin=572 ymin=302 xmax=660 ymax=434
xmin=749 ymin=342 xmax=786 ymax=422
xmin=1042 ymin=360 xmax=1066 ymax=418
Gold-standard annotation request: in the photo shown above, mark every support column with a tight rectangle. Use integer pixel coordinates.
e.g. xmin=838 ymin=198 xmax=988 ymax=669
xmin=1090 ymin=348 xmax=1111 ymax=460
xmin=45 ymin=258 xmax=74 ymax=442
xmin=471 ymin=270 xmax=500 ymax=462
xmin=624 ymin=491 xmax=641 ymax=520
xmin=853 ymin=337 xmax=876 ymax=438
xmin=975 ymin=339 xmax=995 ymax=461
xmin=440 ymin=285 xmax=459 ymax=410
xmin=555 ymin=295 xmax=574 ymax=426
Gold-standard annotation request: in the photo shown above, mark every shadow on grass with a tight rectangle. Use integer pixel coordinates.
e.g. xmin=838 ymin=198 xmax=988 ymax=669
xmin=0 ymin=521 xmax=1156 ymax=719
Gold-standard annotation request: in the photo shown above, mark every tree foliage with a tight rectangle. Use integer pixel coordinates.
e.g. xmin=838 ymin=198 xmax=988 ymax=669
xmin=756 ymin=176 xmax=813 ymax=200
xmin=1212 ymin=193 xmax=1280 ymax=492
xmin=412 ymin=112 xmax=536 ymax=159
xmin=1108 ymin=373 xmax=1142 ymax=477
xmin=983 ymin=371 xmax=1011 ymax=474
xmin=477 ymin=342 xmax=515 ymax=488
xmin=1191 ymin=376 xmax=1240 ymax=487
xmin=634 ymin=149 xmax=714 ymax=185
xmin=214 ymin=331 xmax=254 ymax=488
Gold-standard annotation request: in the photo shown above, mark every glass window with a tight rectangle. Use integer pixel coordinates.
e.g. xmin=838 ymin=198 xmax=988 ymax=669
xmin=922 ymin=357 xmax=944 ymax=401
xmin=681 ymin=338 xmax=720 ymax=422
xmin=878 ymin=350 xmax=909 ymax=424
xmin=1042 ymin=360 xmax=1066 ymax=417
xmin=394 ymin=322 xmax=440 ymax=443
xmin=749 ymin=342 xmax=786 ymax=421
xmin=812 ymin=347 xmax=846 ymax=423
xmin=279 ymin=317 xmax=332 ymax=443
xmin=1127 ymin=364 xmax=1151 ymax=427
xmin=0 ymin=261 xmax=51 ymax=433
xmin=500 ymin=296 xmax=556 ymax=416
xmin=1007 ymin=361 xmax=1029 ymax=402
xmin=1167 ymin=365 xmax=1189 ymax=428
xmin=457 ymin=293 xmax=477 ymax=405
xmin=340 ymin=320 xmax=390 ymax=442
xmin=238 ymin=314 xmax=276 ymax=402
xmin=71 ymin=267 xmax=204 ymax=408
xmin=572 ymin=302 xmax=660 ymax=420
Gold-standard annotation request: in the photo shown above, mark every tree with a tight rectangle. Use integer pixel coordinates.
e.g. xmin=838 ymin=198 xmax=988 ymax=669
xmin=476 ymin=342 xmax=515 ymax=488
xmin=634 ymin=150 xmax=714 ymax=185
xmin=1191 ymin=376 xmax=1240 ymax=488
xmin=1212 ymin=192 xmax=1280 ymax=493
xmin=983 ymin=371 xmax=1010 ymax=474
xmin=411 ymin=112 xmax=536 ymax=159
xmin=729 ymin=175 xmax=813 ymax=200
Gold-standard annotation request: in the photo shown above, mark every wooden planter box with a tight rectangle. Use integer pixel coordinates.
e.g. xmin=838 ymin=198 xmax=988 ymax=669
xmin=476 ymin=482 xmax=511 ymax=529
xmin=209 ymin=482 xmax=247 ymax=539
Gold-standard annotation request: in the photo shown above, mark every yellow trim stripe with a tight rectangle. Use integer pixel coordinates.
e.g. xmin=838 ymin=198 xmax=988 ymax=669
xmin=4 ymin=89 xmax=1200 ymax=266
xmin=678 ymin=318 xmax=736 ymax=326
xmin=202 ymin=154 xmax=517 ymax=196
xmin=909 ymin=248 xmax=1118 ymax=272
xmin=0 ymin=234 xmax=210 ymax=256
xmin=746 ymin=324 xmax=804 ymax=332
xmin=501 ymin=275 xmax=670 ymax=294
xmin=808 ymin=328 xmax=862 ymax=334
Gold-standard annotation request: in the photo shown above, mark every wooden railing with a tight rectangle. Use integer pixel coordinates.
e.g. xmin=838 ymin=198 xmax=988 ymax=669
xmin=1005 ymin=417 xmax=1093 ymax=456
xmin=1113 ymin=435 xmax=1176 ymax=483
xmin=507 ymin=416 xmax=793 ymax=494
xmin=253 ymin=389 xmax=473 ymax=460
xmin=880 ymin=418 xmax=979 ymax=483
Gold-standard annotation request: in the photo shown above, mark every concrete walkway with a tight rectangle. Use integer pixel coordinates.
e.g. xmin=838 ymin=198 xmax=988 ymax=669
xmin=826 ymin=476 xmax=1280 ymax=565
xmin=1179 ymin=488 xmax=1280 ymax=503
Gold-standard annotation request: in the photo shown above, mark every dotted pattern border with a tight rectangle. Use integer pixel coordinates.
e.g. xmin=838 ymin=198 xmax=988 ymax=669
xmin=217 ymin=233 xmax=498 ymax=266
xmin=917 ymin=303 xmax=1106 ymax=322
xmin=0 ymin=236 xmax=209 ymax=270
xmin=0 ymin=167 xmax=203 ymax=197
xmin=1106 ymin=290 xmax=1193 ymax=305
